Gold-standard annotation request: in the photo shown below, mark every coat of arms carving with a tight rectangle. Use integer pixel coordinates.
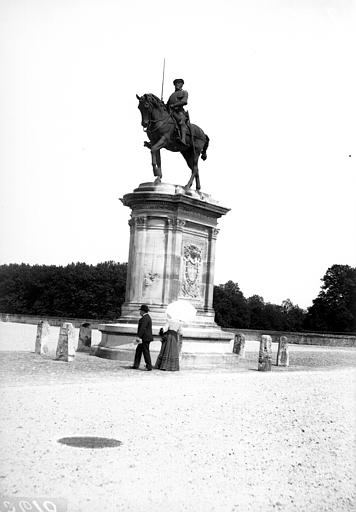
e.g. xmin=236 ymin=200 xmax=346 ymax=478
xmin=181 ymin=244 xmax=202 ymax=298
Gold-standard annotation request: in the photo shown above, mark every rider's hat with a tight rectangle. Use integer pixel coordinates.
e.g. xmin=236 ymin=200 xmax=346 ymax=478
xmin=173 ymin=78 xmax=184 ymax=85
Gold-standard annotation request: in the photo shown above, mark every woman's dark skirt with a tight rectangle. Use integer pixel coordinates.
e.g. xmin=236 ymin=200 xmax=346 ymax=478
xmin=155 ymin=330 xmax=180 ymax=371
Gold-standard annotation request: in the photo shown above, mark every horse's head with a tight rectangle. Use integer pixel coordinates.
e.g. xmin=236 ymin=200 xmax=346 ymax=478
xmin=136 ymin=93 xmax=167 ymax=131
xmin=136 ymin=94 xmax=150 ymax=129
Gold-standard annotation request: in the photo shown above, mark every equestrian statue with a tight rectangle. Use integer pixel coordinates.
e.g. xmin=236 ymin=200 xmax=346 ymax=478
xmin=136 ymin=78 xmax=209 ymax=191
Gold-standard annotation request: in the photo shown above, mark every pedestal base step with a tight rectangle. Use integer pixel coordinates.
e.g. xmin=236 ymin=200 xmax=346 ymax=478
xmin=95 ymin=340 xmax=241 ymax=369
xmin=98 ymin=323 xmax=235 ymax=345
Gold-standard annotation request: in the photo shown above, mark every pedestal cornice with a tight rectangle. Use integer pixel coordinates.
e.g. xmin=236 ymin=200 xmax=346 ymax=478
xmin=120 ymin=182 xmax=230 ymax=219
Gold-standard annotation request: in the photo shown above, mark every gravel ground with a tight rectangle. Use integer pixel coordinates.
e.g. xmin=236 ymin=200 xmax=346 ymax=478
xmin=0 ymin=322 xmax=355 ymax=512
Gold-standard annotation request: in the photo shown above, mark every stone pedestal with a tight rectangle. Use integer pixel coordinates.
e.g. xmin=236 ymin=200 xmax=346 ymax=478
xmin=97 ymin=182 xmax=235 ymax=365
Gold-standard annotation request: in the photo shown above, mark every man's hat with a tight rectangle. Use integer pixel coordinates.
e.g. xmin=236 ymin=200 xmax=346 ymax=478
xmin=139 ymin=304 xmax=149 ymax=313
xmin=173 ymin=78 xmax=184 ymax=85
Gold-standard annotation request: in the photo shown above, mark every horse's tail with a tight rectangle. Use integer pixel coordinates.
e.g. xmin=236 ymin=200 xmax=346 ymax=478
xmin=201 ymin=135 xmax=209 ymax=161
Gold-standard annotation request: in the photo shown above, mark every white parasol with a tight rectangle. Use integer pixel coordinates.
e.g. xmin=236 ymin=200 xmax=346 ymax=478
xmin=166 ymin=300 xmax=196 ymax=323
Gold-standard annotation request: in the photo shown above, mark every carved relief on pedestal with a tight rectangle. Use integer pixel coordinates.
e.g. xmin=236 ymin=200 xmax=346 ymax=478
xmin=166 ymin=218 xmax=186 ymax=232
xmin=129 ymin=216 xmax=147 ymax=229
xmin=172 ymin=218 xmax=186 ymax=230
xmin=181 ymin=244 xmax=203 ymax=298
xmin=143 ymin=272 xmax=159 ymax=287
xmin=135 ymin=216 xmax=146 ymax=227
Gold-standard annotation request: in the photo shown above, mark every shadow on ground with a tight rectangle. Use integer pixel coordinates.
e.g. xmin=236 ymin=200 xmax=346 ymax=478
xmin=57 ymin=436 xmax=122 ymax=448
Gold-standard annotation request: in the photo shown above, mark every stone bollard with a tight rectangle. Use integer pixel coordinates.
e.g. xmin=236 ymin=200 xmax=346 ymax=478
xmin=35 ymin=320 xmax=50 ymax=355
xmin=277 ymin=336 xmax=289 ymax=366
xmin=76 ymin=322 xmax=92 ymax=351
xmin=233 ymin=333 xmax=246 ymax=357
xmin=258 ymin=334 xmax=272 ymax=371
xmin=56 ymin=322 xmax=76 ymax=362
xmin=89 ymin=329 xmax=102 ymax=356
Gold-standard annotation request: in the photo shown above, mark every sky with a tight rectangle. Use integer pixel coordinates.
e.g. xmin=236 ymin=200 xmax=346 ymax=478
xmin=0 ymin=0 xmax=355 ymax=310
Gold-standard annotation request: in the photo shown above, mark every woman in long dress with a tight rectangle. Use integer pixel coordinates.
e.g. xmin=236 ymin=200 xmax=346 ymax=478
xmin=155 ymin=318 xmax=182 ymax=371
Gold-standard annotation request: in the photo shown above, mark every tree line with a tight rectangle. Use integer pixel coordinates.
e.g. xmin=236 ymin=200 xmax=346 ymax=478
xmin=0 ymin=262 xmax=127 ymax=320
xmin=213 ymin=263 xmax=356 ymax=333
xmin=0 ymin=262 xmax=355 ymax=333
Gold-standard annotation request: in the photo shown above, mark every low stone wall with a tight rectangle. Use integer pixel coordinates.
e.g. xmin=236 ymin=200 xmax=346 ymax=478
xmin=0 ymin=313 xmax=115 ymax=330
xmin=226 ymin=328 xmax=356 ymax=347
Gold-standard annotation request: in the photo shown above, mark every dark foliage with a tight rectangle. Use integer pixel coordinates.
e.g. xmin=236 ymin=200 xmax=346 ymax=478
xmin=1 ymin=262 xmax=354 ymax=333
xmin=213 ymin=281 xmax=250 ymax=328
xmin=0 ymin=262 xmax=127 ymax=320
xmin=213 ymin=284 xmax=306 ymax=332
xmin=304 ymin=264 xmax=356 ymax=332
xmin=213 ymin=266 xmax=356 ymax=333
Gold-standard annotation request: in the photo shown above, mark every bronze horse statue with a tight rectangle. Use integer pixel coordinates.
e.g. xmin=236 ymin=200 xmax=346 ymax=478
xmin=136 ymin=93 xmax=209 ymax=191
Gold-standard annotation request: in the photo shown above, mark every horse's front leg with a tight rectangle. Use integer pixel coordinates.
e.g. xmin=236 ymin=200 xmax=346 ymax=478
xmin=185 ymin=152 xmax=200 ymax=191
xmin=151 ymin=136 xmax=166 ymax=184
xmin=151 ymin=149 xmax=161 ymax=183
xmin=155 ymin=150 xmax=162 ymax=184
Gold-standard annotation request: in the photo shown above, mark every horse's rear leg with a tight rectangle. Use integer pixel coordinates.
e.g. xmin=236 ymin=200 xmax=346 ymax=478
xmin=195 ymin=167 xmax=201 ymax=191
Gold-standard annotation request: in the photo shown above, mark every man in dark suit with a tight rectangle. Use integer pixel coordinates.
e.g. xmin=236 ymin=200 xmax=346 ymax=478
xmin=132 ymin=304 xmax=153 ymax=371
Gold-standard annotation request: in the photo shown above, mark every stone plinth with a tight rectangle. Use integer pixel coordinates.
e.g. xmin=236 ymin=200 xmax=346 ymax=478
xmin=258 ymin=334 xmax=272 ymax=371
xmin=277 ymin=336 xmax=289 ymax=366
xmin=56 ymin=322 xmax=76 ymax=362
xmin=35 ymin=320 xmax=50 ymax=355
xmin=233 ymin=333 xmax=246 ymax=358
xmin=97 ymin=182 xmax=234 ymax=362
xmin=77 ymin=324 xmax=92 ymax=352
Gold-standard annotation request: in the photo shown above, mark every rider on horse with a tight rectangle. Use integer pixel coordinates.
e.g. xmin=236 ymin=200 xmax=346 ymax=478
xmin=166 ymin=78 xmax=189 ymax=146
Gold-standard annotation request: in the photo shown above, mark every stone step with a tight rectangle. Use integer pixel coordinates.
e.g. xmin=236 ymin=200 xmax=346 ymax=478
xmin=95 ymin=340 xmax=243 ymax=369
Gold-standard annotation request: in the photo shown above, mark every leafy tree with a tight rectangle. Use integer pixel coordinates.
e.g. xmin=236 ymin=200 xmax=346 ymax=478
xmin=213 ymin=280 xmax=249 ymax=328
xmin=305 ymin=264 xmax=356 ymax=332
xmin=281 ymin=299 xmax=306 ymax=332
xmin=247 ymin=295 xmax=266 ymax=329
xmin=263 ymin=303 xmax=285 ymax=330
xmin=248 ymin=296 xmax=287 ymax=330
